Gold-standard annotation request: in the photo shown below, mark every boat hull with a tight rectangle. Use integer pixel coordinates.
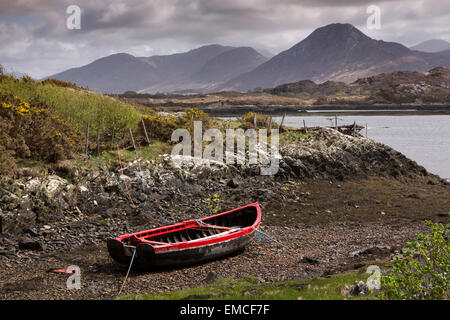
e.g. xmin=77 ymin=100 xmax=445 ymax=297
xmin=107 ymin=229 xmax=255 ymax=268
xmin=107 ymin=202 xmax=261 ymax=268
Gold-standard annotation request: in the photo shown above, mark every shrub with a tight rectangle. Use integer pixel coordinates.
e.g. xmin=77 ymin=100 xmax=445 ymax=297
xmin=39 ymin=78 xmax=82 ymax=90
xmin=237 ymin=112 xmax=277 ymax=129
xmin=379 ymin=217 xmax=449 ymax=300
xmin=141 ymin=108 xmax=211 ymax=141
xmin=0 ymin=93 xmax=80 ymax=174
xmin=141 ymin=112 xmax=179 ymax=141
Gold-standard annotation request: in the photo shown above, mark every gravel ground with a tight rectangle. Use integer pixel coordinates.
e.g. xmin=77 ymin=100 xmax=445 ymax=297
xmin=1 ymin=176 xmax=448 ymax=300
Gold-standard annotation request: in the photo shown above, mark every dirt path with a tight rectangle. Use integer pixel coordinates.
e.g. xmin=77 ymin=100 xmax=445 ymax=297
xmin=0 ymin=177 xmax=448 ymax=300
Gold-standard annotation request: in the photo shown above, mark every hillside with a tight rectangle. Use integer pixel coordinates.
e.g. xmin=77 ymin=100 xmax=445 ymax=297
xmin=123 ymin=67 xmax=450 ymax=108
xmin=48 ymin=45 xmax=267 ymax=94
xmin=410 ymin=39 xmax=450 ymax=53
xmin=221 ymin=23 xmax=450 ymax=92
xmin=48 ymin=53 xmax=160 ymax=94
xmin=0 ymin=73 xmax=143 ymax=174
xmin=267 ymin=67 xmax=450 ymax=103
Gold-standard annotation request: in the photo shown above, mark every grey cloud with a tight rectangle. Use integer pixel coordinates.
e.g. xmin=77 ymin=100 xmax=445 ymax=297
xmin=0 ymin=0 xmax=448 ymax=78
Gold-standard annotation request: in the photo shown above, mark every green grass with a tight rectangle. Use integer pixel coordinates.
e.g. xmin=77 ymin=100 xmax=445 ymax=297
xmin=119 ymin=270 xmax=377 ymax=300
xmin=212 ymin=119 xmax=242 ymax=130
xmin=76 ymin=139 xmax=172 ymax=171
xmin=0 ymin=75 xmax=141 ymax=134
xmin=279 ymin=130 xmax=313 ymax=145
xmin=17 ymin=138 xmax=172 ymax=174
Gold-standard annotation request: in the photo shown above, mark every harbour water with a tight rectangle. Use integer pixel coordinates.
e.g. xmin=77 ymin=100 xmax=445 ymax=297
xmin=272 ymin=114 xmax=450 ymax=180
xmin=216 ymin=113 xmax=450 ymax=180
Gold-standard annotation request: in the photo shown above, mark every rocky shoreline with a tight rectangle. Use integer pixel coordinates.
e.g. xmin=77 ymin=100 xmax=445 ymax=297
xmin=0 ymin=128 xmax=448 ymax=299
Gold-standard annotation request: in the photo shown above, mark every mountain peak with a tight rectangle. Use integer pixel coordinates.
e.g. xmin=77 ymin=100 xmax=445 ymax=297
xmin=221 ymin=23 xmax=450 ymax=91
xmin=282 ymin=23 xmax=372 ymax=61
xmin=305 ymin=23 xmax=370 ymax=44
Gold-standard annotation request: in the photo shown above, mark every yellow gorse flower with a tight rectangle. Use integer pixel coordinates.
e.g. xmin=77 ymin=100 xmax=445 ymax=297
xmin=1 ymin=102 xmax=12 ymax=108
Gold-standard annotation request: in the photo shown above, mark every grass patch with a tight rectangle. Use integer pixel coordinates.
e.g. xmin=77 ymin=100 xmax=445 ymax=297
xmin=80 ymin=139 xmax=172 ymax=170
xmin=279 ymin=130 xmax=313 ymax=145
xmin=16 ymin=158 xmax=49 ymax=175
xmin=119 ymin=270 xmax=377 ymax=300
xmin=212 ymin=119 xmax=242 ymax=130
xmin=0 ymin=75 xmax=141 ymax=133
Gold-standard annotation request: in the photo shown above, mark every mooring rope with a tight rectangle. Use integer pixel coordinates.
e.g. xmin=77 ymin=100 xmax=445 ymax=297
xmin=117 ymin=247 xmax=137 ymax=297
xmin=114 ymin=143 xmax=176 ymax=227
xmin=245 ymin=232 xmax=307 ymax=269
xmin=250 ymin=226 xmax=268 ymax=243
xmin=135 ymin=153 xmax=145 ymax=193
xmin=245 ymin=227 xmax=398 ymax=272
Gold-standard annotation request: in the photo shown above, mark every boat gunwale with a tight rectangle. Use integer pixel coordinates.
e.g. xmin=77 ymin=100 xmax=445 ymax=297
xmin=115 ymin=202 xmax=261 ymax=253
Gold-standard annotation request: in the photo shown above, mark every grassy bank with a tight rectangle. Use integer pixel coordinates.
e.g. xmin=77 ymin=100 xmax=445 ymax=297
xmin=119 ymin=270 xmax=376 ymax=300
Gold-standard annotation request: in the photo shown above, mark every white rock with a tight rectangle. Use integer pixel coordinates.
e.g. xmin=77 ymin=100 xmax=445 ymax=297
xmin=119 ymin=174 xmax=132 ymax=181
xmin=44 ymin=175 xmax=67 ymax=196
xmin=25 ymin=177 xmax=42 ymax=192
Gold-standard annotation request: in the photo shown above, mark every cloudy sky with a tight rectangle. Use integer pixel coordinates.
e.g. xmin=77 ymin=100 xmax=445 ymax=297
xmin=1 ymin=0 xmax=449 ymax=78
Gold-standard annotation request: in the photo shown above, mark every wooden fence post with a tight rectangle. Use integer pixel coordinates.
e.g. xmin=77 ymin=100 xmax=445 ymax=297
xmin=280 ymin=112 xmax=286 ymax=132
xmin=141 ymin=118 xmax=150 ymax=145
xmin=96 ymin=131 xmax=101 ymax=156
xmin=129 ymin=128 xmax=137 ymax=152
xmin=129 ymin=128 xmax=145 ymax=192
xmin=85 ymin=123 xmax=90 ymax=153
xmin=303 ymin=119 xmax=307 ymax=133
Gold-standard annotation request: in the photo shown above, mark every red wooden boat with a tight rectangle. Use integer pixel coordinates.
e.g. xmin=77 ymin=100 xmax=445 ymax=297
xmin=107 ymin=202 xmax=261 ymax=268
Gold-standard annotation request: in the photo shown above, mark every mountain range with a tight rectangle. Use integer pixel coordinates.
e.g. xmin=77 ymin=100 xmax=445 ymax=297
xmin=49 ymin=45 xmax=267 ymax=94
xmin=410 ymin=39 xmax=450 ymax=53
xmin=48 ymin=23 xmax=450 ymax=94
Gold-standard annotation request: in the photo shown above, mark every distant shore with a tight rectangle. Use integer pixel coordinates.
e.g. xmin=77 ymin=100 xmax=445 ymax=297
xmin=161 ymin=104 xmax=450 ymax=117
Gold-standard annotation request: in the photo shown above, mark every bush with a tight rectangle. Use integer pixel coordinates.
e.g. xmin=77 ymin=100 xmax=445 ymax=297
xmin=237 ymin=112 xmax=277 ymax=129
xmin=141 ymin=108 xmax=211 ymax=141
xmin=0 ymin=93 xmax=80 ymax=174
xmin=379 ymin=217 xmax=449 ymax=300
xmin=39 ymin=78 xmax=82 ymax=90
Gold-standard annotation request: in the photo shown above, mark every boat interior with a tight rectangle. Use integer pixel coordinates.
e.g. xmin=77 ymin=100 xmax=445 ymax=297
xmin=124 ymin=206 xmax=258 ymax=246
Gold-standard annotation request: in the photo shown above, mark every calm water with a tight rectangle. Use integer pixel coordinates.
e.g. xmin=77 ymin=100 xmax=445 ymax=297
xmin=272 ymin=115 xmax=450 ymax=180
xmin=217 ymin=114 xmax=450 ymax=180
